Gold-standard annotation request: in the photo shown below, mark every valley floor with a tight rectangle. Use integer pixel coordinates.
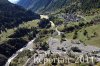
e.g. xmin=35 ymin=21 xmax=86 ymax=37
xmin=9 ymin=15 xmax=100 ymax=66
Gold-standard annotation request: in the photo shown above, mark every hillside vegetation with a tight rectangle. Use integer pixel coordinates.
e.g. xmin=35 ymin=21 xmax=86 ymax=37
xmin=0 ymin=0 xmax=40 ymax=65
xmin=18 ymin=0 xmax=100 ymax=14
xmin=0 ymin=0 xmax=100 ymax=66
xmin=0 ymin=1 xmax=40 ymax=33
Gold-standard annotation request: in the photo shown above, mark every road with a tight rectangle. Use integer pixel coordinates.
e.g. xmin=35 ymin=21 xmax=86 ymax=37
xmin=50 ymin=20 xmax=62 ymax=36
xmin=20 ymin=15 xmax=100 ymax=66
xmin=5 ymin=14 xmax=100 ymax=66
xmin=77 ymin=15 xmax=87 ymax=21
xmin=40 ymin=15 xmax=49 ymax=19
xmin=23 ymin=15 xmax=63 ymax=66
xmin=5 ymin=38 xmax=36 ymax=66
xmin=5 ymin=15 xmax=51 ymax=66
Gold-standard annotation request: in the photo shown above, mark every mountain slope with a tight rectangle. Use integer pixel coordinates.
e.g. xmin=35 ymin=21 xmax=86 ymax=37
xmin=17 ymin=0 xmax=100 ymax=14
xmin=17 ymin=0 xmax=52 ymax=12
xmin=0 ymin=0 xmax=40 ymax=33
xmin=0 ymin=0 xmax=8 ymax=3
xmin=0 ymin=0 xmax=40 ymax=66
xmin=17 ymin=0 xmax=70 ymax=13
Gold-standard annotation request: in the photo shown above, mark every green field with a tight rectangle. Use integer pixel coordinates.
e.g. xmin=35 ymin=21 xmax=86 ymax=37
xmin=54 ymin=15 xmax=100 ymax=47
xmin=66 ymin=24 xmax=100 ymax=47
xmin=0 ymin=19 xmax=40 ymax=44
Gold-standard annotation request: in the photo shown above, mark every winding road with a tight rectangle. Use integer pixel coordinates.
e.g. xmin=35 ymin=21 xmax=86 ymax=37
xmin=5 ymin=38 xmax=36 ymax=66
xmin=4 ymin=15 xmax=53 ymax=66
xmin=24 ymin=15 xmax=100 ymax=66
xmin=40 ymin=15 xmax=62 ymax=36
xmin=5 ymin=15 xmax=65 ymax=66
xmin=77 ymin=15 xmax=87 ymax=21
xmin=50 ymin=20 xmax=62 ymax=36
xmin=23 ymin=15 xmax=62 ymax=66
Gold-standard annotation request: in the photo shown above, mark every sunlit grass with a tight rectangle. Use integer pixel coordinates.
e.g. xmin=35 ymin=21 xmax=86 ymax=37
xmin=66 ymin=24 xmax=100 ymax=47
xmin=0 ymin=20 xmax=39 ymax=43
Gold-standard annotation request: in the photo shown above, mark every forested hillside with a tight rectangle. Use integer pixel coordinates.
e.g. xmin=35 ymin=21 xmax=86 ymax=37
xmin=0 ymin=0 xmax=40 ymax=33
xmin=17 ymin=0 xmax=100 ymax=14
xmin=17 ymin=0 xmax=70 ymax=13
xmin=0 ymin=0 xmax=40 ymax=66
xmin=0 ymin=0 xmax=100 ymax=66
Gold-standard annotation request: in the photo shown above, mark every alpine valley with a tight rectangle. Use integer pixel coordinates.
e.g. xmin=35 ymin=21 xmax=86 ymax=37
xmin=0 ymin=0 xmax=100 ymax=66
